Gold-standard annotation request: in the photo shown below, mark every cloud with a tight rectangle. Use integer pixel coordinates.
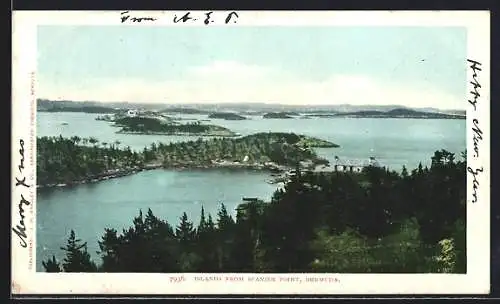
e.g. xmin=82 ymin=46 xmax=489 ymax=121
xmin=38 ymin=60 xmax=462 ymax=109
xmin=187 ymin=60 xmax=276 ymax=81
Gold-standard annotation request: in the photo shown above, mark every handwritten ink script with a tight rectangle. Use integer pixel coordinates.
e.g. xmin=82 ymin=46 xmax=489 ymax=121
xmin=121 ymin=11 xmax=157 ymax=23
xmin=13 ymin=139 xmax=31 ymax=248
xmin=472 ymin=118 xmax=483 ymax=158
xmin=173 ymin=11 xmax=239 ymax=25
xmin=466 ymin=59 xmax=483 ymax=204
xmin=119 ymin=11 xmax=239 ymax=25
xmin=467 ymin=59 xmax=482 ymax=111
xmin=467 ymin=166 xmax=483 ymax=204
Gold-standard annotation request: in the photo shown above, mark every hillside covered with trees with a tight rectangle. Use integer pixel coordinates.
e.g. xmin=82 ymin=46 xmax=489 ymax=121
xmin=42 ymin=150 xmax=466 ymax=273
xmin=37 ymin=133 xmax=337 ymax=187
xmin=37 ymin=136 xmax=143 ymax=187
xmin=208 ymin=112 xmax=247 ymax=120
xmin=263 ymin=112 xmax=296 ymax=119
xmin=114 ymin=117 xmax=237 ymax=136
xmin=37 ymin=99 xmax=119 ymax=113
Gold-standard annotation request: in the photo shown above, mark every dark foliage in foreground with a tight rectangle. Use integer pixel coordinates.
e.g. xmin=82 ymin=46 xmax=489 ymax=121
xmin=43 ymin=150 xmax=466 ymax=273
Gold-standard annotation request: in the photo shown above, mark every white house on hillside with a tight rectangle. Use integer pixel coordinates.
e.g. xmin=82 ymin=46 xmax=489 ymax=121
xmin=127 ymin=110 xmax=138 ymax=117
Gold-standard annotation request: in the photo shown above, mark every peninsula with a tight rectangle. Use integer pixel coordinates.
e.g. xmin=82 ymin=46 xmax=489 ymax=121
xmin=36 ymin=132 xmax=339 ymax=188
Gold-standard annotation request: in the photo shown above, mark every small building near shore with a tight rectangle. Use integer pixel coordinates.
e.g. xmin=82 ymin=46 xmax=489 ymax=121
xmin=332 ymin=157 xmax=381 ymax=173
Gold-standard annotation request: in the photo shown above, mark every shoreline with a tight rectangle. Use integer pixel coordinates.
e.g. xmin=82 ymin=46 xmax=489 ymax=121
xmin=116 ymin=131 xmax=239 ymax=137
xmin=36 ymin=165 xmax=161 ymax=190
xmin=36 ymin=162 xmax=290 ymax=190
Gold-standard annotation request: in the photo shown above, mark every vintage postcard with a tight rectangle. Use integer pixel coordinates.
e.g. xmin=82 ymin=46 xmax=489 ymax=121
xmin=11 ymin=11 xmax=490 ymax=296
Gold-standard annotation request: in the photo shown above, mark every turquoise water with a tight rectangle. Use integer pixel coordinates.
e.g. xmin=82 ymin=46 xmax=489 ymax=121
xmin=36 ymin=169 xmax=277 ymax=270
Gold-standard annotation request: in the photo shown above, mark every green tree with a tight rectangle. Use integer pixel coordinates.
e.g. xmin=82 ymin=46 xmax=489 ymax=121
xmin=370 ymin=218 xmax=428 ymax=273
xmin=196 ymin=207 xmax=218 ymax=272
xmin=215 ymin=203 xmax=235 ymax=271
xmin=42 ymin=255 xmax=61 ymax=272
xmin=216 ymin=203 xmax=234 ymax=230
xmin=197 ymin=206 xmax=207 ymax=234
xmin=97 ymin=228 xmax=121 ymax=272
xmin=175 ymin=212 xmax=200 ymax=271
xmin=310 ymin=228 xmax=376 ymax=273
xmin=450 ymin=219 xmax=466 ymax=273
xmin=60 ymin=230 xmax=98 ymax=272
xmin=433 ymin=239 xmax=457 ymax=273
xmin=176 ymin=212 xmax=196 ymax=246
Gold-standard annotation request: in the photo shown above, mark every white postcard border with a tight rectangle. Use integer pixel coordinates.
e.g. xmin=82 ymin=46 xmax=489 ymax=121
xmin=11 ymin=10 xmax=491 ymax=295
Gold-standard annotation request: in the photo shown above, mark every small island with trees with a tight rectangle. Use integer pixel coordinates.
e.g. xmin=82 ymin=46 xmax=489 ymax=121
xmin=114 ymin=116 xmax=237 ymax=137
xmin=208 ymin=112 xmax=247 ymax=120
xmin=263 ymin=112 xmax=296 ymax=119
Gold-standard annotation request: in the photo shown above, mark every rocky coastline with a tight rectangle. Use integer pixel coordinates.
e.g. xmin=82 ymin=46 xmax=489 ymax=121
xmin=36 ymin=161 xmax=290 ymax=189
xmin=36 ymin=164 xmax=163 ymax=189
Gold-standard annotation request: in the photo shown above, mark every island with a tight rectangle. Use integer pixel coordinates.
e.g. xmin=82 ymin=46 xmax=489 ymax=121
xmin=37 ymin=99 xmax=120 ymax=113
xmin=36 ymin=132 xmax=340 ymax=188
xmin=304 ymin=114 xmax=338 ymax=118
xmin=113 ymin=116 xmax=237 ymax=137
xmin=334 ymin=108 xmax=465 ymax=119
xmin=41 ymin=106 xmax=119 ymax=114
xmin=263 ymin=112 xmax=296 ymax=119
xmin=208 ymin=112 xmax=247 ymax=120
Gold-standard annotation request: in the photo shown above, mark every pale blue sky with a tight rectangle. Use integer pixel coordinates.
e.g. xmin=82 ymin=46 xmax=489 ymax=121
xmin=37 ymin=26 xmax=466 ymax=109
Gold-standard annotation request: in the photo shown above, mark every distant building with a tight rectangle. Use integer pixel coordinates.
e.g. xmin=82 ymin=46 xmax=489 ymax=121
xmin=127 ymin=110 xmax=138 ymax=117
xmin=331 ymin=156 xmax=381 ymax=173
xmin=242 ymin=197 xmax=260 ymax=202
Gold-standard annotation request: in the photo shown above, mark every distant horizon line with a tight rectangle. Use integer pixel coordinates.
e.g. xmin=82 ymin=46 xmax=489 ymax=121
xmin=37 ymin=98 xmax=466 ymax=112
